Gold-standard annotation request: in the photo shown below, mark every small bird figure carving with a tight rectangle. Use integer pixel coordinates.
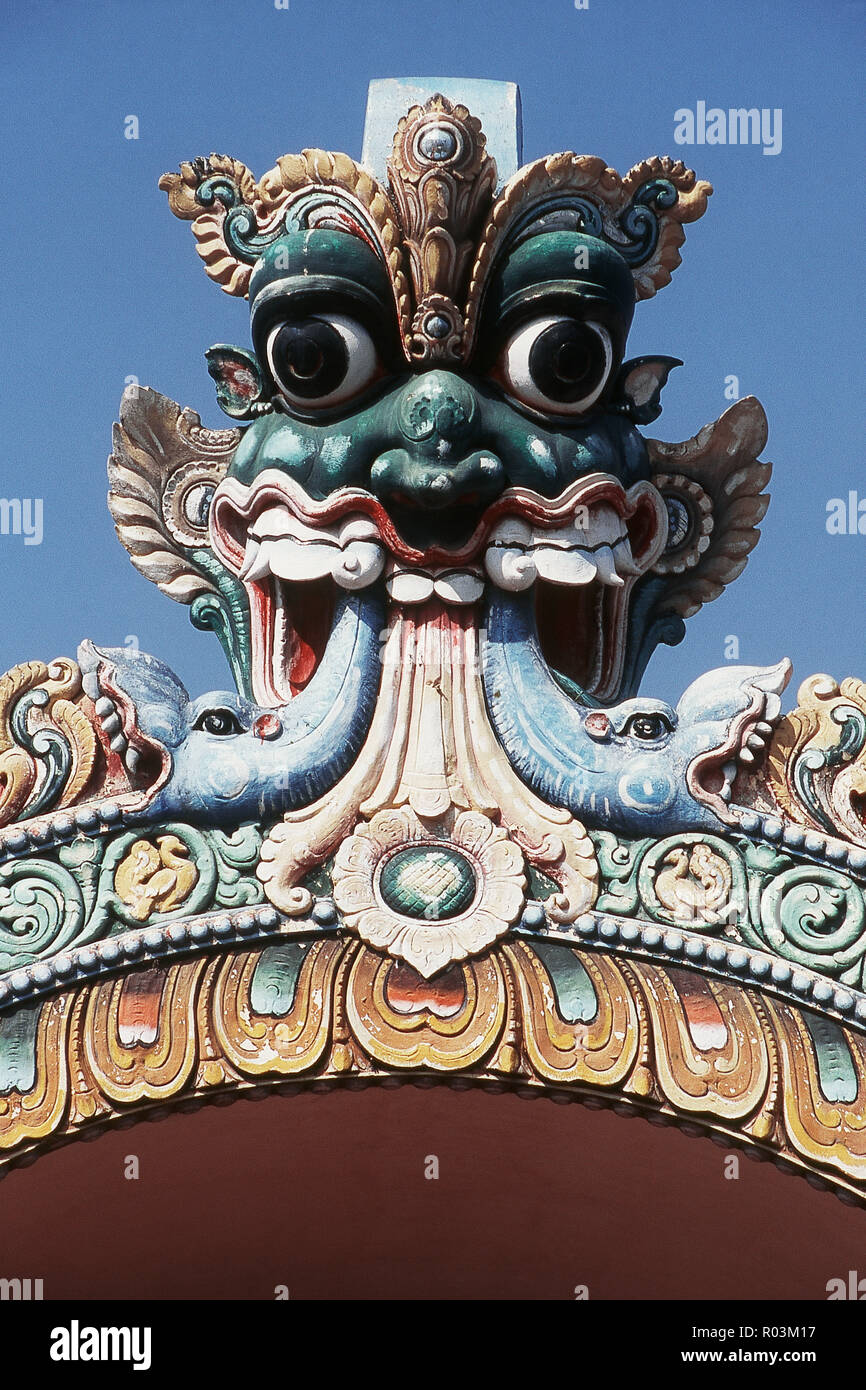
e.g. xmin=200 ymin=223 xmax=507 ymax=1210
xmin=115 ymin=835 xmax=197 ymax=921
xmin=655 ymin=844 xmax=731 ymax=925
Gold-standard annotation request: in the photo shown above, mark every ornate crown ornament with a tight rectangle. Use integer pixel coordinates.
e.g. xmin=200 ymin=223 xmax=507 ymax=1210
xmin=0 ymin=82 xmax=864 ymax=1216
xmin=159 ymin=93 xmax=711 ymax=362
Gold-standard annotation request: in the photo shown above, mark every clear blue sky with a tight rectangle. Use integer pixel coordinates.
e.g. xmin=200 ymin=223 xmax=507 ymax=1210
xmin=1 ymin=0 xmax=863 ymax=707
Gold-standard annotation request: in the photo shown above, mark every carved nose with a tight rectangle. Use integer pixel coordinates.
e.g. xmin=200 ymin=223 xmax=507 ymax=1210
xmin=397 ymin=371 xmax=478 ymax=447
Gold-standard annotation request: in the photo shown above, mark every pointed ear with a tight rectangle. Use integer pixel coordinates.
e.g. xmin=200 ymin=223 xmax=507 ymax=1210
xmin=612 ymin=357 xmax=681 ymax=424
xmin=77 ymin=641 xmax=189 ymax=743
xmin=205 ymin=345 xmax=270 ymax=420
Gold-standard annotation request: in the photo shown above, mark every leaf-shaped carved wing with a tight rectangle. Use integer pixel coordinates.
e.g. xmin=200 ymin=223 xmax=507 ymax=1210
xmin=647 ymin=395 xmax=771 ymax=619
xmin=107 ymin=385 xmax=242 ymax=604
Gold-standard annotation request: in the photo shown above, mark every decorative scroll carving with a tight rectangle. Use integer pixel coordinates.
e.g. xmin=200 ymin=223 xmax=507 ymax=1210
xmin=161 ymin=109 xmax=710 ymax=364
xmin=81 ymin=961 xmax=205 ymax=1105
xmin=463 ymin=152 xmax=712 ymax=355
xmin=107 ymin=385 xmax=250 ymax=691
xmin=0 ymin=658 xmax=98 ymax=827
xmin=766 ymin=997 xmax=866 ymax=1181
xmin=764 ymin=674 xmax=866 ymax=844
xmin=159 ymin=149 xmax=411 ymax=334
xmin=346 ymin=946 xmax=509 ymax=1071
xmin=0 ymin=994 xmax=73 ymax=1149
xmin=209 ymin=941 xmax=345 ymax=1079
xmin=507 ymin=941 xmax=643 ymax=1087
xmin=647 ymin=396 xmax=771 ymax=620
xmin=636 ymin=963 xmax=772 ymax=1123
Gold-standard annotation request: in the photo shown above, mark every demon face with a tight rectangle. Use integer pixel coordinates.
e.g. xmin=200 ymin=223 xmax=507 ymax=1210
xmin=206 ymin=227 xmax=679 ymax=705
xmin=127 ymin=95 xmax=768 ymax=736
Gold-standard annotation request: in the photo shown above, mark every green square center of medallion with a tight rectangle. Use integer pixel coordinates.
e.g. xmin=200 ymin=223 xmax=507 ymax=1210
xmin=379 ymin=847 xmax=476 ymax=921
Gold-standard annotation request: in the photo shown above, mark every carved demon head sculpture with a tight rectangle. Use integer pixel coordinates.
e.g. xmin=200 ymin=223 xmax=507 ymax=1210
xmin=3 ymin=84 xmax=866 ymax=1208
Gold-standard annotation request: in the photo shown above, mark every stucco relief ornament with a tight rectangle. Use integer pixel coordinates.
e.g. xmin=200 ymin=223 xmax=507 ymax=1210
xmin=1 ymin=79 xmax=866 ymax=1200
xmin=332 ymin=808 xmax=525 ymax=977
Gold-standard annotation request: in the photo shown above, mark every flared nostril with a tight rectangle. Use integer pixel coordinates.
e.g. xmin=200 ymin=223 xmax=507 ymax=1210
xmin=398 ymin=371 xmax=478 ymax=446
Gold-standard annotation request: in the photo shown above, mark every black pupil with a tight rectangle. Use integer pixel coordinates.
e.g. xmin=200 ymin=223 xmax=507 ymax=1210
xmin=271 ymin=319 xmax=347 ymax=399
xmin=528 ymin=320 xmax=605 ymax=403
xmin=202 ymin=712 xmax=235 ymax=735
xmin=632 ymin=716 xmax=665 ymax=740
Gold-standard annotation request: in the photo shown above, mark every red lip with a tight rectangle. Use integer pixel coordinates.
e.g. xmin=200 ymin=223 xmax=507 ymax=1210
xmin=211 ymin=470 xmax=665 ymax=572
xmin=210 ymin=470 xmax=669 ymax=707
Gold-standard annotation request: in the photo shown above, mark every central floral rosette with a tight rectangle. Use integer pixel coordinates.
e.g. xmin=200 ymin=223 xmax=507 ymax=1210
xmin=332 ymin=806 xmax=526 ymax=978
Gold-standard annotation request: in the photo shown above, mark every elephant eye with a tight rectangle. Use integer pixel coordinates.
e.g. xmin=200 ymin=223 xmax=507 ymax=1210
xmin=624 ymin=712 xmax=673 ymax=741
xmin=266 ymin=313 xmax=382 ymax=411
xmin=194 ymin=708 xmax=243 ymax=736
xmin=496 ymin=315 xmax=613 ymax=416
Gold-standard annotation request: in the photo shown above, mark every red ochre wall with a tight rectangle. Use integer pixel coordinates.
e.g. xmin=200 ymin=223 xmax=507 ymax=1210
xmin=1 ymin=1086 xmax=862 ymax=1300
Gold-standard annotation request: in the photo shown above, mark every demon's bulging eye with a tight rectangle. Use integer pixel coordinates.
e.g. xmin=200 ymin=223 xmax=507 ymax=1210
xmin=266 ymin=313 xmax=382 ymax=410
xmin=624 ymin=712 xmax=673 ymax=741
xmin=194 ymin=708 xmax=244 ymax=736
xmin=497 ymin=315 xmax=614 ymax=416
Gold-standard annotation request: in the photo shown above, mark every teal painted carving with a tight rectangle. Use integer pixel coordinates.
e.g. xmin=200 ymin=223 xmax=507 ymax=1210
xmin=803 ymin=1013 xmax=858 ymax=1104
xmin=379 ymin=847 xmax=477 ymax=921
xmin=0 ymin=1006 xmax=40 ymax=1095
xmin=0 ymin=857 xmax=86 ymax=969
xmin=0 ymin=83 xmax=864 ymax=1210
xmin=250 ymin=941 xmax=312 ymax=1016
xmin=0 ymin=820 xmax=267 ymax=972
xmin=532 ymin=942 xmax=598 ymax=1023
xmin=587 ymin=827 xmax=866 ymax=991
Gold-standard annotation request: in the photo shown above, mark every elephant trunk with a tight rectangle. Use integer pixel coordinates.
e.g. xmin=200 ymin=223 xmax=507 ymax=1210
xmin=482 ymin=590 xmax=609 ymax=813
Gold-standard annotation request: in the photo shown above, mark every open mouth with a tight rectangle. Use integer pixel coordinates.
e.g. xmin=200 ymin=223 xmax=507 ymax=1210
xmin=535 ymin=579 xmax=634 ymax=696
xmin=211 ymin=470 xmax=668 ymax=706
xmin=246 ymin=574 xmax=336 ymax=705
xmin=77 ymin=642 xmax=173 ymax=804
xmin=483 ymin=496 xmax=660 ymax=698
xmin=687 ymin=661 xmax=792 ymax=824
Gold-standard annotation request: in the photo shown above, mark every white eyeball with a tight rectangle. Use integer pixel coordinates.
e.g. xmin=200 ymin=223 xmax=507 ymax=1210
xmin=266 ymin=313 xmax=382 ymax=411
xmin=497 ymin=315 xmax=614 ymax=416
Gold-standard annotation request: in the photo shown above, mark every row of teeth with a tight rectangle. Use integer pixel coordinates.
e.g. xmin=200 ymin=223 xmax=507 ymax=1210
xmin=484 ymin=509 xmax=639 ymax=592
xmin=385 ymin=563 xmax=484 ymax=605
xmin=240 ymin=511 xmax=385 ymax=590
xmin=718 ymin=719 xmax=775 ymax=802
xmin=81 ymin=670 xmax=140 ymax=775
xmin=237 ymin=504 xmax=641 ymax=597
